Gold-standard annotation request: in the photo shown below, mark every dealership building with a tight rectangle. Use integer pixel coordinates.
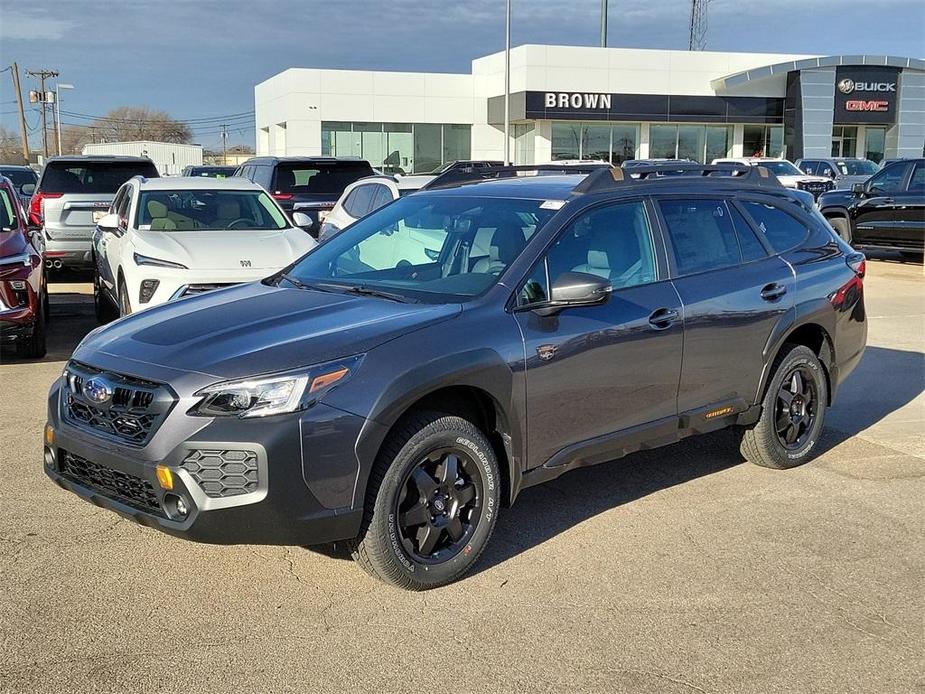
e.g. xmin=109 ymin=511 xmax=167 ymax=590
xmin=254 ymin=45 xmax=925 ymax=174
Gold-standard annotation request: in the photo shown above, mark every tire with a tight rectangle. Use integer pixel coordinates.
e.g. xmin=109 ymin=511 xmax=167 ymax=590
xmin=117 ymin=277 xmax=132 ymax=317
xmin=350 ymin=411 xmax=501 ymax=590
xmin=828 ymin=216 xmax=852 ymax=244
xmin=899 ymin=251 xmax=922 ymax=262
xmin=93 ymin=271 xmax=116 ymax=323
xmin=740 ymin=344 xmax=828 ymax=469
xmin=17 ymin=296 xmax=47 ymax=359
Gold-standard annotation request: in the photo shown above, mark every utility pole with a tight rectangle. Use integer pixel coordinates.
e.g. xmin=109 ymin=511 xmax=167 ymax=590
xmin=600 ymin=0 xmax=608 ymax=47
xmin=10 ymin=63 xmax=31 ymax=164
xmin=26 ymin=69 xmax=59 ymax=158
xmin=221 ymin=124 xmax=228 ymax=165
xmin=688 ymin=0 xmax=710 ymax=51
xmin=503 ymin=0 xmax=511 ymax=166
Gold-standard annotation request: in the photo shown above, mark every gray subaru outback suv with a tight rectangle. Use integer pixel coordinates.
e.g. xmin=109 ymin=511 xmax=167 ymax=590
xmin=45 ymin=164 xmax=867 ymax=589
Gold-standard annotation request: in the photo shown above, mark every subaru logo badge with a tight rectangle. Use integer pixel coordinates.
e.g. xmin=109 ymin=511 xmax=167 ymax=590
xmin=82 ymin=377 xmax=113 ymax=404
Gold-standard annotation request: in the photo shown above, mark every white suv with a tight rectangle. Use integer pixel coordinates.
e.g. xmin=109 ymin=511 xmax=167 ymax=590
xmin=319 ymin=174 xmax=436 ymax=241
xmin=712 ymin=157 xmax=835 ymax=198
xmin=92 ymin=176 xmax=316 ymax=319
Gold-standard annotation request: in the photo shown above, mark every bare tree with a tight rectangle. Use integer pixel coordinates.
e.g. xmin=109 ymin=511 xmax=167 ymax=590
xmin=59 ymin=107 xmax=193 ymax=153
xmin=0 ymin=125 xmax=26 ymax=164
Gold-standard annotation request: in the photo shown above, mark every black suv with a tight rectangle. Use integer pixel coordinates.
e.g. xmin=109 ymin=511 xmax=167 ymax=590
xmin=233 ymin=156 xmax=375 ymax=236
xmin=819 ymin=158 xmax=924 ymax=258
xmin=45 ymin=165 xmax=867 ymax=589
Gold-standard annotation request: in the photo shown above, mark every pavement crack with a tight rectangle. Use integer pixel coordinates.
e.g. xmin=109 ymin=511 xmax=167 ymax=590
xmin=609 ymin=668 xmax=712 ymax=693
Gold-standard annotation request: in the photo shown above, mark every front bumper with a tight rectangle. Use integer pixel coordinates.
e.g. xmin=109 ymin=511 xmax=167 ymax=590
xmin=44 ymin=378 xmax=375 ymax=545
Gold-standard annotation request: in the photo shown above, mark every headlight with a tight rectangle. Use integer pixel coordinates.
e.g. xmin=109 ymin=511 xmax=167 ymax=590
xmin=133 ymin=253 xmax=188 ymax=269
xmin=189 ymin=355 xmax=363 ymax=418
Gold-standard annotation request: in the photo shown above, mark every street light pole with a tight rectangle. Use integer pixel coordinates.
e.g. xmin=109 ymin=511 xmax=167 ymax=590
xmin=55 ymin=83 xmax=74 ymax=155
xmin=504 ymin=0 xmax=511 ymax=166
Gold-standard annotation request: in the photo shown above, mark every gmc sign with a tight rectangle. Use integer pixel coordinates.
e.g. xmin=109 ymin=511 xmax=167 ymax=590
xmin=846 ymin=100 xmax=890 ymax=112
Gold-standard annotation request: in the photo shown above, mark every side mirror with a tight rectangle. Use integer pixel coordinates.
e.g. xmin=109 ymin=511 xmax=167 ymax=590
xmin=851 ymin=183 xmax=867 ymax=195
xmin=21 ymin=183 xmax=35 ymax=196
xmin=532 ymin=272 xmax=612 ymax=317
xmin=97 ymin=212 xmax=120 ymax=231
xmin=292 ymin=212 xmax=314 ymax=231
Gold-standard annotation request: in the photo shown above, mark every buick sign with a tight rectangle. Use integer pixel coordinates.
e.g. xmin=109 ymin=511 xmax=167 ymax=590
xmin=82 ymin=377 xmax=113 ymax=404
xmin=838 ymin=78 xmax=896 ymax=94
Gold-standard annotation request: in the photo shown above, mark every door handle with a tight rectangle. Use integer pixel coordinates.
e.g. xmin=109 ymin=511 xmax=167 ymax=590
xmin=648 ymin=307 xmax=679 ymax=330
xmin=760 ymin=283 xmax=787 ymax=302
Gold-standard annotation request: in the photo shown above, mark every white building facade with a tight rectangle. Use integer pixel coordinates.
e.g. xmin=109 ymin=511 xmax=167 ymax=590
xmin=255 ymin=45 xmax=925 ymax=174
xmin=81 ymin=141 xmax=203 ymax=175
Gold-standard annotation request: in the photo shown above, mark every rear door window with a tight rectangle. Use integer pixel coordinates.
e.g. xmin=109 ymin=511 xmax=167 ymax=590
xmin=40 ymin=162 xmax=158 ymax=194
xmin=740 ymin=200 xmax=811 ymax=253
xmin=728 ymin=203 xmax=769 ymax=262
xmin=909 ymin=162 xmax=925 ymax=192
xmin=369 ymin=184 xmax=393 ymax=212
xmin=658 ymin=198 xmax=741 ymax=275
xmin=343 ymin=185 xmax=376 ymax=217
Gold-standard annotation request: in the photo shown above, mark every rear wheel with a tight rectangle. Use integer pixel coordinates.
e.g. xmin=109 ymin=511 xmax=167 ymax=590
xmin=899 ymin=251 xmax=922 ymax=262
xmin=828 ymin=217 xmax=852 ymax=244
xmin=740 ymin=344 xmax=828 ymax=469
xmin=350 ymin=411 xmax=501 ymax=590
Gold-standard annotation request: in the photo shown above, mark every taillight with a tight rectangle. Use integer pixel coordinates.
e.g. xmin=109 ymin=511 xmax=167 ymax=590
xmin=28 ymin=192 xmax=62 ymax=226
xmin=272 ymin=193 xmax=293 ymax=200
xmin=846 ymin=253 xmax=866 ymax=278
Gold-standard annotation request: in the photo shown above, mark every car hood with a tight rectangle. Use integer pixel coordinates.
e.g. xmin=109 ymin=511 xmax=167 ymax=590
xmin=0 ymin=229 xmax=28 ymax=260
xmin=133 ymin=228 xmax=315 ymax=271
xmin=73 ymin=281 xmax=461 ymax=382
xmin=777 ymin=174 xmax=832 ymax=187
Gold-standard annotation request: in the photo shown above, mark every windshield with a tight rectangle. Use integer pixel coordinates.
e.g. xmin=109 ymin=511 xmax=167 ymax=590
xmin=0 ymin=189 xmax=17 ymax=230
xmin=836 ymin=160 xmax=878 ymax=176
xmin=40 ymin=162 xmax=158 ymax=194
xmin=272 ymin=162 xmax=373 ymax=196
xmin=760 ymin=161 xmax=802 ymax=176
xmin=1 ymin=168 xmax=37 ymax=189
xmin=186 ymin=167 xmax=237 ymax=178
xmin=281 ymin=194 xmax=556 ymax=303
xmin=136 ymin=190 xmax=289 ymax=231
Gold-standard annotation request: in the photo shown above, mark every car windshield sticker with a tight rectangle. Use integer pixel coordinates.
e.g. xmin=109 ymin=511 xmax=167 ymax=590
xmin=540 ymin=199 xmax=567 ymax=210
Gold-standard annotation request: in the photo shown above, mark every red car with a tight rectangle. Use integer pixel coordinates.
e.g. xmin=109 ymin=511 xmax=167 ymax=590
xmin=0 ymin=175 xmax=48 ymax=358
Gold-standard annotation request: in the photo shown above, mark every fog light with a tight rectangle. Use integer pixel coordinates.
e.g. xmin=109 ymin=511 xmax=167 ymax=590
xmin=163 ymin=493 xmax=190 ymax=520
xmin=44 ymin=446 xmax=56 ymax=468
xmin=155 ymin=465 xmax=174 ymax=490
xmin=139 ymin=279 xmax=160 ymax=304
xmin=44 ymin=424 xmax=54 ymax=446
xmin=10 ymin=280 xmax=27 ymax=290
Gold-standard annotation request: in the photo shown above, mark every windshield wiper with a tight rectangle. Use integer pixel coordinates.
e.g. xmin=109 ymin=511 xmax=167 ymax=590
xmin=276 ymin=272 xmax=309 ymax=289
xmin=312 ymin=282 xmax=418 ymax=303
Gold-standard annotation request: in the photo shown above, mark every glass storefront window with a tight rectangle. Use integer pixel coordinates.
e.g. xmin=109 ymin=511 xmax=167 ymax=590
xmin=552 ymin=123 xmax=581 ymax=160
xmin=865 ymin=127 xmax=886 ymax=163
xmin=321 ymin=122 xmax=471 ymax=174
xmin=611 ymin=125 xmax=637 ymax=164
xmin=743 ymin=125 xmax=784 ymax=158
xmin=514 ymin=123 xmax=535 ymax=165
xmin=832 ymin=126 xmax=858 ymax=158
xmin=649 ymin=125 xmax=677 ymax=159
xmin=581 ymin=124 xmax=611 ymax=162
xmin=677 ymin=126 xmax=706 ymax=162
xmin=705 ymin=126 xmax=732 ymax=162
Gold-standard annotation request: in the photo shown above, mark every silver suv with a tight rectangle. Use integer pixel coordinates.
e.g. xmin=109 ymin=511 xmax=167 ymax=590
xmin=30 ymin=156 xmax=159 ymax=271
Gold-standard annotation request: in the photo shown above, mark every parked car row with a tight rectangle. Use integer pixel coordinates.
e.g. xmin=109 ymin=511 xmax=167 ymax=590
xmin=43 ymin=161 xmax=869 ymax=588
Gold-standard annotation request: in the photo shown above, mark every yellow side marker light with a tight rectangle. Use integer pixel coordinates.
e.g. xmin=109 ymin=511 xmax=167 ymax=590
xmin=156 ymin=465 xmax=174 ymax=490
xmin=44 ymin=424 xmax=55 ymax=447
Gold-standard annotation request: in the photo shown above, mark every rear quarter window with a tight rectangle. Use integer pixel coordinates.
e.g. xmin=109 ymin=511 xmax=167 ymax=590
xmin=40 ymin=162 xmax=158 ymax=194
xmin=740 ymin=200 xmax=811 ymax=253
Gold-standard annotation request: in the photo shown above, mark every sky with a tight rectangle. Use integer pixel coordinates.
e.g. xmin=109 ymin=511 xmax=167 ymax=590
xmin=1 ymin=0 xmax=923 ymax=150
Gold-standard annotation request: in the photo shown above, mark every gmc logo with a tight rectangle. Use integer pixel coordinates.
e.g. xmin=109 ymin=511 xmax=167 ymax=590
xmin=846 ymin=100 xmax=890 ymax=112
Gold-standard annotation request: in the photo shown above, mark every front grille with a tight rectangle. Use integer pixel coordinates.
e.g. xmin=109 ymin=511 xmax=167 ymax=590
xmin=63 ymin=361 xmax=175 ymax=446
xmin=797 ymin=180 xmax=835 ymax=198
xmin=181 ymin=449 xmax=259 ymax=498
xmin=59 ymin=449 xmax=162 ymax=515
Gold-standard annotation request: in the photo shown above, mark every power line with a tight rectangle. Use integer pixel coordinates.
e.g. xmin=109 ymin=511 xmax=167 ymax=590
xmin=58 ymin=109 xmax=255 ymax=125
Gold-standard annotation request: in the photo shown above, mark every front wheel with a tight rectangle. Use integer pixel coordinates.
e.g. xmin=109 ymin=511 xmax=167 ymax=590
xmin=94 ymin=271 xmax=116 ymax=323
xmin=17 ymin=297 xmax=47 ymax=359
xmin=740 ymin=344 xmax=828 ymax=469
xmin=118 ymin=277 xmax=132 ymax=317
xmin=351 ymin=411 xmax=501 ymax=590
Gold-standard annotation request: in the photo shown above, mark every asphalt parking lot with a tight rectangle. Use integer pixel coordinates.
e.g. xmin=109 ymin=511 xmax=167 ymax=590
xmin=1 ymin=256 xmax=922 ymax=694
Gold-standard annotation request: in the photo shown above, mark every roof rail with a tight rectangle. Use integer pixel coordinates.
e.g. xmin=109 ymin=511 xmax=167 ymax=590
xmin=573 ymin=163 xmax=782 ymax=194
xmin=424 ymin=163 xmax=611 ymax=190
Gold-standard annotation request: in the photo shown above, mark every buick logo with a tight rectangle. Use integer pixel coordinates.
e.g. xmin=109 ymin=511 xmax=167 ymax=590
xmin=82 ymin=377 xmax=113 ymax=404
xmin=838 ymin=79 xmax=855 ymax=94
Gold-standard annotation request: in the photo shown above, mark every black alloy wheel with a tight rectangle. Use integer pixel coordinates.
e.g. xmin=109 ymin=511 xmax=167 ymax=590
xmin=775 ymin=366 xmax=818 ymax=450
xmin=396 ymin=448 xmax=482 ymax=563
